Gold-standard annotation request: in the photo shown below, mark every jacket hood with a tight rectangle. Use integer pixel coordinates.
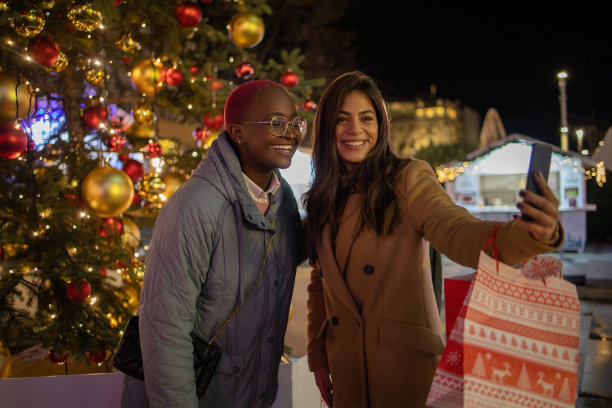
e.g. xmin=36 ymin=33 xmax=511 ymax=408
xmin=191 ymin=131 xmax=281 ymax=230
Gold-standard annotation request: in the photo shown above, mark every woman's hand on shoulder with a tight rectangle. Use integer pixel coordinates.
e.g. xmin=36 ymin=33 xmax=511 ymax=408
xmin=513 ymin=172 xmax=560 ymax=243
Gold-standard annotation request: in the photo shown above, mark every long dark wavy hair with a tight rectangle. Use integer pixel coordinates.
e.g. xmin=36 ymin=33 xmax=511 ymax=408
xmin=303 ymin=71 xmax=412 ymax=261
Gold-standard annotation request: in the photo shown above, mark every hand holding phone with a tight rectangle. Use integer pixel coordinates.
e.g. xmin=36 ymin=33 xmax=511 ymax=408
xmin=521 ymin=143 xmax=552 ymax=222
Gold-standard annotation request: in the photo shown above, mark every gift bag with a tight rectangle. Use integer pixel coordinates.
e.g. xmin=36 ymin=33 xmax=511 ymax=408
xmin=427 ymin=233 xmax=580 ymax=408
xmin=443 ymin=272 xmax=474 ymax=342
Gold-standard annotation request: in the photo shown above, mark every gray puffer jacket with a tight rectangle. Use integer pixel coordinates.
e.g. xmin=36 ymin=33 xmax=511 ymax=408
xmin=121 ymin=131 xmax=304 ymax=407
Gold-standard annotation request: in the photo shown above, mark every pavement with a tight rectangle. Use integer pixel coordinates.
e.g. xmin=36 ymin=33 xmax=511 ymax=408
xmin=284 ymin=242 xmax=612 ymax=407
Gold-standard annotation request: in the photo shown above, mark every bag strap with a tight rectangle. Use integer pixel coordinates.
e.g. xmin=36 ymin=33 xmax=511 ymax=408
xmin=484 ymin=224 xmax=501 ymax=272
xmin=208 ymin=223 xmax=275 ymax=345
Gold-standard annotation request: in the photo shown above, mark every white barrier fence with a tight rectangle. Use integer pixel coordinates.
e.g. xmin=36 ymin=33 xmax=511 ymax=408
xmin=0 ymin=356 xmax=322 ymax=408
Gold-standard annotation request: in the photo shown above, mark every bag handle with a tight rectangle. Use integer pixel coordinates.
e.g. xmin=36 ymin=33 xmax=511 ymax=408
xmin=483 ymin=225 xmax=501 ymax=272
xmin=208 ymin=222 xmax=274 ymax=345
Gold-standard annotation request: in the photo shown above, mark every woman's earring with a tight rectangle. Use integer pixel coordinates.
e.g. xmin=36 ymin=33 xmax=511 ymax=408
xmin=237 ymin=138 xmax=243 ymax=144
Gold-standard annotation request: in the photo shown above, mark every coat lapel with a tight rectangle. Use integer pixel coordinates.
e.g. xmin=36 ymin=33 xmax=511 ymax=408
xmin=335 ymin=193 xmax=361 ymax=273
xmin=316 ymin=193 xmax=362 ymax=319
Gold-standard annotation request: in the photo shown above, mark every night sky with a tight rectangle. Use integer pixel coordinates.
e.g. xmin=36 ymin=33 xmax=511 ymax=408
xmin=345 ymin=1 xmax=612 ymax=146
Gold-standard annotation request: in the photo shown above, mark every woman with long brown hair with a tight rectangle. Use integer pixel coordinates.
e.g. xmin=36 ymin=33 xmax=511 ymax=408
xmin=303 ymin=71 xmax=563 ymax=407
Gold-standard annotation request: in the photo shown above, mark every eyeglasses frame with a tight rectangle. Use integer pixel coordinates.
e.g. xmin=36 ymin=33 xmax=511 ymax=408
xmin=234 ymin=115 xmax=308 ymax=137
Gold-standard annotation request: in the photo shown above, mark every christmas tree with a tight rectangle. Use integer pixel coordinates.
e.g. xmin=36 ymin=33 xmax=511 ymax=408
xmin=0 ymin=0 xmax=321 ymax=373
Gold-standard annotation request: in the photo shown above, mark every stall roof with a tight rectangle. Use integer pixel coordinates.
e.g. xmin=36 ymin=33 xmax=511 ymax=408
xmin=464 ymin=133 xmax=601 ymax=168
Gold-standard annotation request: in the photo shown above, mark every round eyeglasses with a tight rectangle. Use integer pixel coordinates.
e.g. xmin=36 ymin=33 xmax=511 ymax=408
xmin=235 ymin=115 xmax=308 ymax=137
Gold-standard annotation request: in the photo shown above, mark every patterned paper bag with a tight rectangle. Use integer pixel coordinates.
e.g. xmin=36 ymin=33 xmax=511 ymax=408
xmin=428 ymin=251 xmax=580 ymax=408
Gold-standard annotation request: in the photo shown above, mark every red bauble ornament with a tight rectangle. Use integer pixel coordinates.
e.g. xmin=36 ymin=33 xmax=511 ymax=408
xmin=175 ymin=2 xmax=202 ymax=27
xmin=105 ymin=134 xmax=126 ymax=152
xmin=193 ymin=126 xmax=210 ymax=143
xmin=0 ymin=122 xmax=28 ymax=159
xmin=302 ymin=100 xmax=317 ymax=112
xmin=82 ymin=106 xmax=108 ymax=129
xmin=99 ymin=267 xmax=108 ymax=276
xmin=117 ymin=153 xmax=130 ymax=162
xmin=164 ymin=67 xmax=184 ymax=86
xmin=202 ymin=112 xmax=223 ymax=130
xmin=281 ymin=71 xmax=300 ymax=88
xmin=66 ymin=279 xmax=91 ymax=303
xmin=98 ymin=217 xmax=124 ymax=237
xmin=88 ymin=349 xmax=107 ymax=363
xmin=122 ymin=56 xmax=131 ymax=65
xmin=48 ymin=349 xmax=69 ymax=365
xmin=280 ymin=71 xmax=299 ymax=87
xmin=235 ymin=62 xmax=255 ymax=80
xmin=122 ymin=158 xmax=144 ymax=182
xmin=131 ymin=190 xmax=142 ymax=207
xmin=189 ymin=64 xmax=199 ymax=79
xmin=200 ymin=0 xmax=213 ymax=3
xmin=143 ymin=141 xmax=162 ymax=158
xmin=28 ymin=35 xmax=60 ymax=67
xmin=208 ymin=78 xmax=223 ymax=92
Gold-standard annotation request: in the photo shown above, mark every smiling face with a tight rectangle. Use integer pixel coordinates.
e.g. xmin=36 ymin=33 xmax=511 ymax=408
xmin=229 ymin=86 xmax=302 ymax=188
xmin=335 ymin=90 xmax=379 ymax=173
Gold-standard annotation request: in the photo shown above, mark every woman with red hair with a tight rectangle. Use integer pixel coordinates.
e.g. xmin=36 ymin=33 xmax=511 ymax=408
xmin=121 ymin=80 xmax=306 ymax=407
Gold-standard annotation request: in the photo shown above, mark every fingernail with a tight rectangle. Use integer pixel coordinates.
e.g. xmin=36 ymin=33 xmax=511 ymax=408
xmin=517 ymin=202 xmax=523 ymax=209
xmin=519 ymin=190 xmax=526 ymax=197
xmin=537 ymin=171 xmax=543 ymax=177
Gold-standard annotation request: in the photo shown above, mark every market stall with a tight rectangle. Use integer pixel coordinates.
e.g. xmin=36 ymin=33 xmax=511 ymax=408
xmin=437 ymin=134 xmax=605 ymax=252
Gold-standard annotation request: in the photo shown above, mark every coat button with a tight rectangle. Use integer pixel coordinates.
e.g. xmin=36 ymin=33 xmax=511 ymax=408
xmin=331 ymin=316 xmax=339 ymax=326
xmin=274 ymin=279 xmax=279 ymax=287
xmin=364 ymin=264 xmax=375 ymax=275
xmin=267 ymin=336 xmax=274 ymax=343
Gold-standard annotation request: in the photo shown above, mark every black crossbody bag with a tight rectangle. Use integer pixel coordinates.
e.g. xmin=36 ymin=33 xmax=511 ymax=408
xmin=113 ymin=233 xmax=274 ymax=398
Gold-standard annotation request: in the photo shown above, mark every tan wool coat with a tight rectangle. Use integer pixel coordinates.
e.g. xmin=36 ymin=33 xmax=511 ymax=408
xmin=306 ymin=159 xmax=563 ymax=408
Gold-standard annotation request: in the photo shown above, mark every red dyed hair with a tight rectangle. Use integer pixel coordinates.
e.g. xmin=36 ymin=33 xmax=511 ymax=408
xmin=224 ymin=80 xmax=284 ymax=127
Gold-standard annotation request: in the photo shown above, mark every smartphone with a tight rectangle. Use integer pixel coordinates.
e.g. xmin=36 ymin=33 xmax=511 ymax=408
xmin=521 ymin=143 xmax=552 ymax=221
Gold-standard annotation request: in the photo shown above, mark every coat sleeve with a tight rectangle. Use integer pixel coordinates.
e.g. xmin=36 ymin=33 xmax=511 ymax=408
xmin=306 ymin=260 xmax=329 ymax=372
xmin=138 ymin=194 xmax=215 ymax=407
xmin=401 ymin=160 xmax=563 ymax=268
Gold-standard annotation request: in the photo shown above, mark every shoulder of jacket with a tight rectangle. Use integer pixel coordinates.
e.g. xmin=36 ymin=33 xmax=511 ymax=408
xmin=396 ymin=159 xmax=436 ymax=189
xmin=156 ymin=179 xmax=232 ymax=237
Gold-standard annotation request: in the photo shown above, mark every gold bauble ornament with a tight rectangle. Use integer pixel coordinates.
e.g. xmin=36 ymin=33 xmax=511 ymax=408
xmin=130 ymin=59 xmax=164 ymax=95
xmin=163 ymin=171 xmax=187 ymax=199
xmin=228 ymin=11 xmax=265 ymax=48
xmin=121 ymin=217 xmax=141 ymax=249
xmin=10 ymin=9 xmax=45 ymax=37
xmin=0 ymin=338 xmax=12 ymax=378
xmin=115 ymin=33 xmax=141 ymax=54
xmin=0 ymin=71 xmax=34 ymax=122
xmin=67 ymin=3 xmax=103 ymax=32
xmin=139 ymin=173 xmax=165 ymax=208
xmin=127 ymin=123 xmax=155 ymax=149
xmin=3 ymin=243 xmax=27 ymax=259
xmin=158 ymin=138 xmax=180 ymax=158
xmin=132 ymin=101 xmax=154 ymax=125
xmin=122 ymin=284 xmax=140 ymax=314
xmin=45 ymin=51 xmax=68 ymax=73
xmin=40 ymin=1 xmax=56 ymax=9
xmin=85 ymin=66 xmax=106 ymax=87
xmin=81 ymin=166 xmax=134 ymax=218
